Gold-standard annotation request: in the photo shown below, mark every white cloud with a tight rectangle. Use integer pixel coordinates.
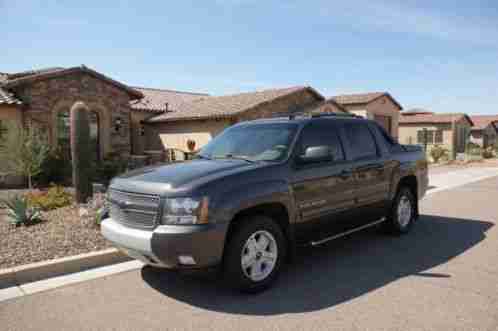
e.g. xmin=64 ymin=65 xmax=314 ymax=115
xmin=313 ymin=0 xmax=498 ymax=46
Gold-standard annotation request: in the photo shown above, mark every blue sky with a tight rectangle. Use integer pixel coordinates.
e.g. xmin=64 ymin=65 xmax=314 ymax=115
xmin=2 ymin=0 xmax=498 ymax=114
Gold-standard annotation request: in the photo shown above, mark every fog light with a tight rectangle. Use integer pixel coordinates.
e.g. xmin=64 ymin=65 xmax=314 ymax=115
xmin=178 ymin=255 xmax=196 ymax=265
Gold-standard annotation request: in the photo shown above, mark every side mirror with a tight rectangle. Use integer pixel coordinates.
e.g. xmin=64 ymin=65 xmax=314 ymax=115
xmin=298 ymin=145 xmax=333 ymax=164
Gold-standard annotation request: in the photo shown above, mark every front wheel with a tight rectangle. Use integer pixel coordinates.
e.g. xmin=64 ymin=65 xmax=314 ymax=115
xmin=223 ymin=216 xmax=286 ymax=293
xmin=385 ymin=186 xmax=417 ymax=234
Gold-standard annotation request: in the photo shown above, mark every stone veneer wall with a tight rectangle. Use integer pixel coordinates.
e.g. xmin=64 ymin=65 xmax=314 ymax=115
xmin=12 ymin=72 xmax=133 ymax=158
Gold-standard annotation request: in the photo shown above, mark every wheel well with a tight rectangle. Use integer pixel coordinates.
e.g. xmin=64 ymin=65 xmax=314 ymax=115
xmin=223 ymin=203 xmax=292 ymax=260
xmin=227 ymin=203 xmax=291 ymax=239
xmin=398 ymin=175 xmax=418 ymax=214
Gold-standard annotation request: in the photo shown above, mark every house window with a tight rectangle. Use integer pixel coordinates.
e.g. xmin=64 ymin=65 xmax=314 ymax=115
xmin=435 ymin=130 xmax=443 ymax=144
xmin=57 ymin=109 xmax=100 ymax=161
xmin=417 ymin=129 xmax=443 ymax=145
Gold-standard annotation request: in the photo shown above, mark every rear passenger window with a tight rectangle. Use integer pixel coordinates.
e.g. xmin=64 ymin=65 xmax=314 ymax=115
xmin=343 ymin=123 xmax=378 ymax=160
xmin=298 ymin=123 xmax=345 ymax=161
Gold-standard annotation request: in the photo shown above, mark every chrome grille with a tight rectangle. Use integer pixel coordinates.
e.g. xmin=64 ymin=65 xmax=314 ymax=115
xmin=108 ymin=189 xmax=160 ymax=229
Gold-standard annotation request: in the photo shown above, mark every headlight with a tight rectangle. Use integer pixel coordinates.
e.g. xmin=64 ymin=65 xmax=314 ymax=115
xmin=161 ymin=197 xmax=209 ymax=225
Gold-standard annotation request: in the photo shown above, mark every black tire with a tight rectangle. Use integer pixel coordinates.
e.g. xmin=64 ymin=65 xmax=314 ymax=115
xmin=385 ymin=186 xmax=417 ymax=235
xmin=223 ymin=215 xmax=287 ymax=293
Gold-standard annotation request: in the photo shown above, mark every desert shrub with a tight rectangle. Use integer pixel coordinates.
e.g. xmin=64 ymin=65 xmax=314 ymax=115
xmin=91 ymin=155 xmax=128 ymax=185
xmin=78 ymin=192 xmax=108 ymax=227
xmin=430 ymin=145 xmax=448 ymax=163
xmin=1 ymin=195 xmax=42 ymax=226
xmin=35 ymin=149 xmax=72 ymax=186
xmin=466 ymin=142 xmax=482 ymax=156
xmin=482 ymin=146 xmax=495 ymax=159
xmin=25 ymin=185 xmax=73 ymax=211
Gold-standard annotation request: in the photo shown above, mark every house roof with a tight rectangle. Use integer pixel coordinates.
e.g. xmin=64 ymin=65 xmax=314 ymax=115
xmin=400 ymin=113 xmax=474 ymax=126
xmin=146 ymin=86 xmax=324 ymax=123
xmin=1 ymin=65 xmax=143 ymax=100
xmin=130 ymin=87 xmax=208 ymax=113
xmin=469 ymin=115 xmax=498 ymax=131
xmin=332 ymin=92 xmax=403 ymax=110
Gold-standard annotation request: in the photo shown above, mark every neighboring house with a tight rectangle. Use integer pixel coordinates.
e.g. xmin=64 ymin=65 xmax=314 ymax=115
xmin=399 ymin=109 xmax=474 ymax=159
xmin=0 ymin=66 xmax=143 ymax=162
xmin=468 ymin=115 xmax=498 ymax=148
xmin=144 ymin=86 xmax=324 ymax=151
xmin=331 ymin=92 xmax=402 ymax=139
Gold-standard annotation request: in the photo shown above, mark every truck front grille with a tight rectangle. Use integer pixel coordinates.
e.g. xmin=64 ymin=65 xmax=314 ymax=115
xmin=108 ymin=189 xmax=160 ymax=229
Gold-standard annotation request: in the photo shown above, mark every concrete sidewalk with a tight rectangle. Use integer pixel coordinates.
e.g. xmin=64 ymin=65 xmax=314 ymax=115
xmin=427 ymin=167 xmax=498 ymax=195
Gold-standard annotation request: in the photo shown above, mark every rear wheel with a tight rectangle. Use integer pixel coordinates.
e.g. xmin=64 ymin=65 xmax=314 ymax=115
xmin=223 ymin=216 xmax=286 ymax=293
xmin=385 ymin=186 xmax=417 ymax=234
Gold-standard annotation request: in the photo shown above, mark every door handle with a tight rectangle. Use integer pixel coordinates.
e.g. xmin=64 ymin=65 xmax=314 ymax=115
xmin=356 ymin=164 xmax=383 ymax=171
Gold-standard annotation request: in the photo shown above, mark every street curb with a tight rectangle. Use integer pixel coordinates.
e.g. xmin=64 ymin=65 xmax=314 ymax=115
xmin=0 ymin=248 xmax=131 ymax=289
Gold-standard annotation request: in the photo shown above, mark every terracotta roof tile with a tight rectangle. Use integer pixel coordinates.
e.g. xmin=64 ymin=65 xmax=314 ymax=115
xmin=400 ymin=113 xmax=474 ymax=126
xmin=147 ymin=86 xmax=323 ymax=123
xmin=130 ymin=87 xmax=208 ymax=113
xmin=469 ymin=115 xmax=498 ymax=130
xmin=332 ymin=92 xmax=402 ymax=110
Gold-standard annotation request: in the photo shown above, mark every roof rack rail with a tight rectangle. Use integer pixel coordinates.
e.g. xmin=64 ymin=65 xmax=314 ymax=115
xmin=310 ymin=112 xmax=363 ymax=119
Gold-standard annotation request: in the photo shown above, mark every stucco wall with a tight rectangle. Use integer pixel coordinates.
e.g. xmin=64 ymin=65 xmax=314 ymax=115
xmin=146 ymin=119 xmax=230 ymax=151
xmin=343 ymin=95 xmax=400 ymax=139
xmin=0 ymin=105 xmax=24 ymax=187
xmin=11 ymin=73 xmax=133 ymax=158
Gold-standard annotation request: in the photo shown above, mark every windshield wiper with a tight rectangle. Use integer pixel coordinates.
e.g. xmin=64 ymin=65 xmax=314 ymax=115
xmin=195 ymin=154 xmax=212 ymax=160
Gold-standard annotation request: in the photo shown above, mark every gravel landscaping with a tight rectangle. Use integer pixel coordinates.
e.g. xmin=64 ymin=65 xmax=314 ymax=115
xmin=0 ymin=204 xmax=111 ymax=269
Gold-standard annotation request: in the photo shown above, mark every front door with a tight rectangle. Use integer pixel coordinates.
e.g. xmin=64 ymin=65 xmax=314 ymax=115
xmin=291 ymin=121 xmax=355 ymax=243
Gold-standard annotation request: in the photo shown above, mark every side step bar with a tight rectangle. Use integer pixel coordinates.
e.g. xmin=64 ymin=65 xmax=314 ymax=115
xmin=311 ymin=218 xmax=386 ymax=246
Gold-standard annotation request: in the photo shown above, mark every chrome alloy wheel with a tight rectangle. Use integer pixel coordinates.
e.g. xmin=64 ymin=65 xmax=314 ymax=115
xmin=397 ymin=195 xmax=412 ymax=228
xmin=241 ymin=230 xmax=278 ymax=282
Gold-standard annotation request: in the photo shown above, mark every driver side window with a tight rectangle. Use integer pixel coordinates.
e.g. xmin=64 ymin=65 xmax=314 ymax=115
xmin=298 ymin=123 xmax=345 ymax=161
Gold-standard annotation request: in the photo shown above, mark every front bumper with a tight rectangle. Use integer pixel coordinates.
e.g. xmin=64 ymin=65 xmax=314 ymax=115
xmin=101 ymin=218 xmax=229 ymax=269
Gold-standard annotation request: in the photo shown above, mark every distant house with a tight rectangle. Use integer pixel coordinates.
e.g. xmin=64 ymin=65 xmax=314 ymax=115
xmin=331 ymin=92 xmax=403 ymax=139
xmin=468 ymin=115 xmax=498 ymax=148
xmin=399 ymin=109 xmax=474 ymax=159
xmin=144 ymin=86 xmax=324 ymax=152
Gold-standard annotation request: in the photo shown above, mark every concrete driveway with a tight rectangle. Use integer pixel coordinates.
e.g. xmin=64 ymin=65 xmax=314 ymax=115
xmin=1 ymin=176 xmax=498 ymax=330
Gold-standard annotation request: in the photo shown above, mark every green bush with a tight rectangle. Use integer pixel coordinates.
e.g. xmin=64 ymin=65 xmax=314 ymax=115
xmin=91 ymin=156 xmax=128 ymax=185
xmin=25 ymin=185 xmax=74 ymax=211
xmin=1 ymin=195 xmax=42 ymax=226
xmin=466 ymin=142 xmax=482 ymax=156
xmin=482 ymin=146 xmax=495 ymax=159
xmin=430 ymin=145 xmax=449 ymax=163
xmin=35 ymin=149 xmax=72 ymax=186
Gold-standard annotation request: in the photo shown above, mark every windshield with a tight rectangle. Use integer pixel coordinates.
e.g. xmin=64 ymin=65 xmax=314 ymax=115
xmin=198 ymin=123 xmax=298 ymax=162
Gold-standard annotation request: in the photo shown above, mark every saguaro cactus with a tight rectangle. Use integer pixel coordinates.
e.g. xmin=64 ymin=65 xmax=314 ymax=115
xmin=70 ymin=102 xmax=92 ymax=203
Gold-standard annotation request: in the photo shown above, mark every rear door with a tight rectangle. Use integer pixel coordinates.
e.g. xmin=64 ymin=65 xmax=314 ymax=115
xmin=341 ymin=121 xmax=390 ymax=223
xmin=291 ymin=120 xmax=355 ymax=242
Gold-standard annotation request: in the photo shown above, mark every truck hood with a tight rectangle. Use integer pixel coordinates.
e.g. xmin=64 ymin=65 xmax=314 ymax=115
xmin=111 ymin=159 xmax=257 ymax=194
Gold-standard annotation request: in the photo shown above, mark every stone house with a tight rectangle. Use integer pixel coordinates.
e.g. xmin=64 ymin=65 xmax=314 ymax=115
xmin=399 ymin=110 xmax=474 ymax=159
xmin=332 ymin=92 xmax=402 ymax=140
xmin=468 ymin=115 xmax=498 ymax=148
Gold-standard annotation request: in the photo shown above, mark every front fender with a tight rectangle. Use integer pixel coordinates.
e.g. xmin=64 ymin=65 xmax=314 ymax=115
xmin=211 ymin=180 xmax=297 ymax=225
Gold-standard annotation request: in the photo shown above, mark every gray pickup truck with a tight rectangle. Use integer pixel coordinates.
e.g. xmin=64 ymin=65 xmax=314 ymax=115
xmin=102 ymin=113 xmax=428 ymax=292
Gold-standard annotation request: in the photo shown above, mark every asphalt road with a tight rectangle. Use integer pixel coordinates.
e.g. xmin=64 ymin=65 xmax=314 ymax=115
xmin=1 ymin=176 xmax=498 ymax=330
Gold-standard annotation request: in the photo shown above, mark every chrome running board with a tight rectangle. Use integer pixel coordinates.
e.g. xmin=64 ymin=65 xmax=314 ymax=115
xmin=311 ymin=218 xmax=386 ymax=246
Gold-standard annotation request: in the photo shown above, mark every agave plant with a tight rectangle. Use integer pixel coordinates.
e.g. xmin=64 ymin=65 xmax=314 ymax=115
xmin=1 ymin=195 xmax=42 ymax=226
